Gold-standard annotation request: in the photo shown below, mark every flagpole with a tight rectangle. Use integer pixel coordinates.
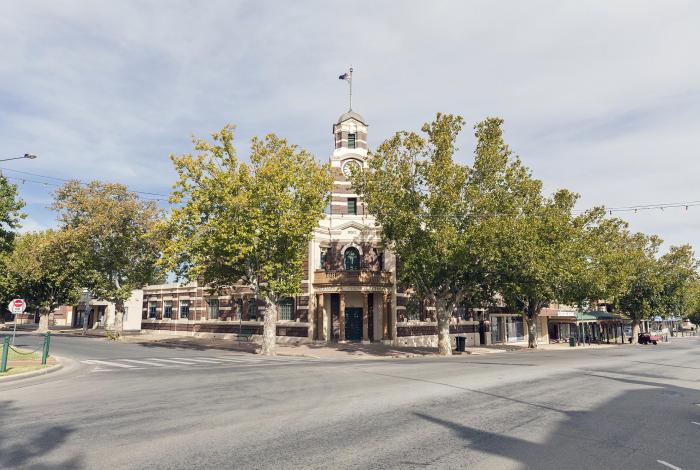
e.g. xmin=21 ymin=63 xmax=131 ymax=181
xmin=349 ymin=67 xmax=353 ymax=111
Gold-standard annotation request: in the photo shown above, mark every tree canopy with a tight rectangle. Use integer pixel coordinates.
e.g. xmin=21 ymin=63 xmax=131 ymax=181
xmin=51 ymin=181 xmax=164 ymax=336
xmin=163 ymin=125 xmax=332 ymax=355
xmin=2 ymin=229 xmax=88 ymax=331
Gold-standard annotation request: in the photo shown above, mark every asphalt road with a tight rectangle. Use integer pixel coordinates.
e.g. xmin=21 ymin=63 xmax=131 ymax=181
xmin=1 ymin=333 xmax=699 ymax=469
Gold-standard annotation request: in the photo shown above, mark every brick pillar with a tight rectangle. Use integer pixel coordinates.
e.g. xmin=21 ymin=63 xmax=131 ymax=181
xmin=339 ymin=292 xmax=346 ymax=342
xmin=362 ymin=293 xmax=369 ymax=342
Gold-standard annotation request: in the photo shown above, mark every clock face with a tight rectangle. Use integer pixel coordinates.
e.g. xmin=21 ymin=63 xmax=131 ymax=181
xmin=342 ymin=159 xmax=361 ymax=177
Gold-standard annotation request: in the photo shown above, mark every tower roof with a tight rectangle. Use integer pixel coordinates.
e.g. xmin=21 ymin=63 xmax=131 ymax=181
xmin=336 ymin=110 xmax=366 ymax=126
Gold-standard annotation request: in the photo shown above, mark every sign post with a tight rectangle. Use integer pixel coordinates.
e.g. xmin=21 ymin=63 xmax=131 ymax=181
xmin=8 ymin=299 xmax=26 ymax=346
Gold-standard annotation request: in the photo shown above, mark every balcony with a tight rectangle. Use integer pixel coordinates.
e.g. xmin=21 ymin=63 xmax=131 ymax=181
xmin=313 ymin=269 xmax=392 ymax=287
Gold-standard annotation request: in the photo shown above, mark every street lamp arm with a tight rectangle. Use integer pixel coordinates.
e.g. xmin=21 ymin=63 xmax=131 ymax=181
xmin=0 ymin=154 xmax=38 ymax=162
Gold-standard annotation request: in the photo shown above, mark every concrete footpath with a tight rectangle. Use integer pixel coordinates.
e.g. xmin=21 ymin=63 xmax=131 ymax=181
xmin=122 ymin=333 xmax=626 ymax=360
xmin=8 ymin=326 xmax=661 ymax=360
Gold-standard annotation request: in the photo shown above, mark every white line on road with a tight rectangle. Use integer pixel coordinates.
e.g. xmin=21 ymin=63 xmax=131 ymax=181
xmin=691 ymin=421 xmax=700 ymax=426
xmin=120 ymin=359 xmax=170 ymax=367
xmin=82 ymin=360 xmax=138 ymax=369
xmin=658 ymin=460 xmax=683 ymax=470
xmin=172 ymin=357 xmax=224 ymax=364
xmin=147 ymin=358 xmax=197 ymax=365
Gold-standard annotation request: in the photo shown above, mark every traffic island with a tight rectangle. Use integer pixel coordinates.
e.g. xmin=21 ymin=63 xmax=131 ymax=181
xmin=0 ymin=347 xmax=58 ymax=378
xmin=1 ymin=333 xmax=59 ymax=379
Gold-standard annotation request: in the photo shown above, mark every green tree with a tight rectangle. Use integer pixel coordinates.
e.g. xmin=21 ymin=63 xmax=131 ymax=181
xmin=496 ymin=188 xmax=605 ymax=348
xmin=684 ymin=280 xmax=700 ymax=326
xmin=0 ymin=173 xmax=26 ymax=323
xmin=0 ymin=173 xmax=25 ymax=254
xmin=613 ymin=233 xmax=664 ymax=342
xmin=353 ymin=113 xmax=481 ymax=355
xmin=3 ymin=229 xmax=87 ymax=332
xmin=658 ymin=244 xmax=699 ymax=321
xmin=51 ymin=181 xmax=164 ymax=338
xmin=163 ymin=125 xmax=332 ymax=356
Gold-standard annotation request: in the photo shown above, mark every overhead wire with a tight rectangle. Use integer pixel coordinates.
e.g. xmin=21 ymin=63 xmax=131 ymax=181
xmin=1 ymin=166 xmax=699 ymax=214
xmin=0 ymin=167 xmax=167 ymax=201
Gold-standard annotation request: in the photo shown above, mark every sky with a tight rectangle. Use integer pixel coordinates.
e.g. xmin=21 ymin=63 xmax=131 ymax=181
xmin=1 ymin=0 xmax=700 ymax=252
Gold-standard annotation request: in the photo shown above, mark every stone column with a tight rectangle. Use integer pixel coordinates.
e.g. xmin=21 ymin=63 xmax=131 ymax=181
xmin=316 ymin=294 xmax=324 ymax=341
xmin=307 ymin=294 xmax=315 ymax=341
xmin=339 ymin=292 xmax=346 ymax=342
xmin=362 ymin=293 xmax=369 ymax=343
xmin=382 ymin=292 xmax=389 ymax=340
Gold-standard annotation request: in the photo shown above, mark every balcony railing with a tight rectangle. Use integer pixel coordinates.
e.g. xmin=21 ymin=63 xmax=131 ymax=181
xmin=313 ymin=269 xmax=392 ymax=286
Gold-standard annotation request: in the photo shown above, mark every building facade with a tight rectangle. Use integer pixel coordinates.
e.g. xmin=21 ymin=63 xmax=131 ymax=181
xmin=73 ymin=289 xmax=143 ymax=332
xmin=141 ymin=109 xmax=483 ymax=347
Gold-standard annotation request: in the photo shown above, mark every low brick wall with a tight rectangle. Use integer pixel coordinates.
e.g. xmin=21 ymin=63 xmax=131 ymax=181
xmin=394 ymin=321 xmax=481 ymax=347
xmin=142 ymin=321 xmax=310 ymax=342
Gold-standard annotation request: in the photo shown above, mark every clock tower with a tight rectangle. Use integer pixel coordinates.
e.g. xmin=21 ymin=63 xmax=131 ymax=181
xmin=330 ymin=109 xmax=368 ymax=216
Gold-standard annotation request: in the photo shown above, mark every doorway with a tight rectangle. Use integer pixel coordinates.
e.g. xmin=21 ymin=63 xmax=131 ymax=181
xmin=345 ymin=308 xmax=363 ymax=341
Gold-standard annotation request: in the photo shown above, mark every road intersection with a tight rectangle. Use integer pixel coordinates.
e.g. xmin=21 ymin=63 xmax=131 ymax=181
xmin=1 ymin=334 xmax=698 ymax=469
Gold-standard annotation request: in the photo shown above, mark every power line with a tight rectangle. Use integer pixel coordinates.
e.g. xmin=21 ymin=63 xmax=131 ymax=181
xmin=2 ymin=166 xmax=698 ymax=215
xmin=0 ymin=167 xmax=168 ymax=199
xmin=1 ymin=175 xmax=165 ymax=202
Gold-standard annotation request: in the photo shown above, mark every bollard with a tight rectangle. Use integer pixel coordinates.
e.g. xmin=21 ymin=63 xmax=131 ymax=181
xmin=41 ymin=332 xmax=50 ymax=365
xmin=1 ymin=336 xmax=9 ymax=373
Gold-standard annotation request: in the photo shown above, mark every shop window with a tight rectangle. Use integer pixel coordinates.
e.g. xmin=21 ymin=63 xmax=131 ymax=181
xmin=164 ymin=300 xmax=173 ymax=319
xmin=180 ymin=300 xmax=190 ymax=319
xmin=405 ymin=297 xmax=422 ymax=321
xmin=279 ymin=298 xmax=294 ymax=321
xmin=249 ymin=299 xmax=258 ymax=321
xmin=235 ymin=299 xmax=243 ymax=320
xmin=344 ymin=247 xmax=360 ymax=270
xmin=207 ymin=298 xmax=220 ymax=320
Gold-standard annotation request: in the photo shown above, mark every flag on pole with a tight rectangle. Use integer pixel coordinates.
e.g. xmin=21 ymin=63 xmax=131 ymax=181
xmin=339 ymin=71 xmax=352 ymax=81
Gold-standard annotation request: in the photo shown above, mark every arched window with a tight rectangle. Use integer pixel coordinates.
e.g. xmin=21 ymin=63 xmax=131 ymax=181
xmin=344 ymin=247 xmax=360 ymax=271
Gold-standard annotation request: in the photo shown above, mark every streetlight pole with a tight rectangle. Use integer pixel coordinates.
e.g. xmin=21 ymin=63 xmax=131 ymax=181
xmin=0 ymin=154 xmax=38 ymax=162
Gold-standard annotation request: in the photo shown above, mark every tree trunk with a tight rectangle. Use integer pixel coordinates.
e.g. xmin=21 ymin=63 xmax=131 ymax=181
xmin=526 ymin=299 xmax=540 ymax=349
xmin=37 ymin=310 xmax=50 ymax=333
xmin=525 ymin=315 xmax=538 ymax=348
xmin=113 ymin=300 xmax=125 ymax=340
xmin=82 ymin=309 xmax=89 ymax=336
xmin=260 ymin=297 xmax=277 ymax=356
xmin=631 ymin=319 xmax=640 ymax=344
xmin=436 ymin=300 xmax=453 ymax=356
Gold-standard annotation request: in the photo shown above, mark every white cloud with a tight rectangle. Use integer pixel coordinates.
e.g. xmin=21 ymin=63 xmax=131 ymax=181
xmin=1 ymin=0 xmax=699 ymax=252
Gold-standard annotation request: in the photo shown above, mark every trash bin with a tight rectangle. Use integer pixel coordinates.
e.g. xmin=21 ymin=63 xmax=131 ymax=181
xmin=569 ymin=336 xmax=576 ymax=347
xmin=455 ymin=336 xmax=466 ymax=352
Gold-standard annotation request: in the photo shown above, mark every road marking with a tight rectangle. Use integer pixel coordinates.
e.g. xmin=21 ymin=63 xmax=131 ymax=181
xmin=172 ymin=357 xmax=224 ymax=364
xmin=691 ymin=421 xmax=700 ymax=426
xmin=120 ymin=359 xmax=170 ymax=367
xmin=82 ymin=359 xmax=138 ymax=369
xmin=147 ymin=358 xmax=197 ymax=365
xmin=657 ymin=460 xmax=683 ymax=470
xmin=211 ymin=357 xmax=256 ymax=363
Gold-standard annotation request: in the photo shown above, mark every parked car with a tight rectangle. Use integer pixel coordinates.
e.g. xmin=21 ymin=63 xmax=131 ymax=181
xmin=638 ymin=332 xmax=662 ymax=345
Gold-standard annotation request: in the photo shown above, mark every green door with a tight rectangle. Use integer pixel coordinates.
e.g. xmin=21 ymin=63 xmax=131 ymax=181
xmin=345 ymin=308 xmax=363 ymax=341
